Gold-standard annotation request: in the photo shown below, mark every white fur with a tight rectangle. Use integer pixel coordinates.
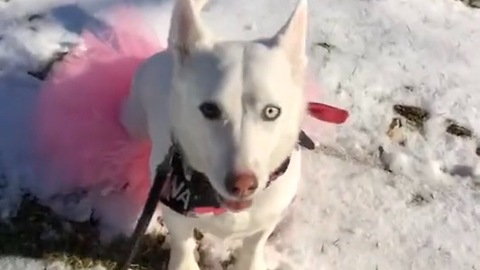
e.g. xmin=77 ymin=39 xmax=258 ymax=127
xmin=121 ymin=0 xmax=309 ymax=269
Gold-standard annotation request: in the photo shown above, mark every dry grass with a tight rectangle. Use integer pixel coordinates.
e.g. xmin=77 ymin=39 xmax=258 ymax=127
xmin=0 ymin=195 xmax=169 ymax=270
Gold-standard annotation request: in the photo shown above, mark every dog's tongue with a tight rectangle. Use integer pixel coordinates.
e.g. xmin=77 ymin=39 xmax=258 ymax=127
xmin=224 ymin=200 xmax=252 ymax=212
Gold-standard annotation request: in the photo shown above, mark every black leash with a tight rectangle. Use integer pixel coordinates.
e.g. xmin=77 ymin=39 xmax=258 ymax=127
xmin=114 ymin=146 xmax=175 ymax=270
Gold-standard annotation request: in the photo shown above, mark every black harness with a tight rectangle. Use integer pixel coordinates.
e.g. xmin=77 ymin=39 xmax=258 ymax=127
xmin=115 ymin=130 xmax=315 ymax=270
xmin=158 ymin=146 xmax=292 ymax=217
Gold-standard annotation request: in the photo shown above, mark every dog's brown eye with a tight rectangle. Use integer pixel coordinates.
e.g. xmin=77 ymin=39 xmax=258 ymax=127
xmin=262 ymin=105 xmax=281 ymax=121
xmin=199 ymin=102 xmax=222 ymax=120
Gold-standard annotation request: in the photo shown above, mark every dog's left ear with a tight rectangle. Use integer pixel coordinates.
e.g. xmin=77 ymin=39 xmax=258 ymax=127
xmin=168 ymin=0 xmax=211 ymax=64
xmin=271 ymin=0 xmax=308 ymax=82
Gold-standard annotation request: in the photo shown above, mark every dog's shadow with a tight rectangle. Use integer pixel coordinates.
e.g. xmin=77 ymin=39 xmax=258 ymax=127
xmin=50 ymin=0 xmax=171 ymax=35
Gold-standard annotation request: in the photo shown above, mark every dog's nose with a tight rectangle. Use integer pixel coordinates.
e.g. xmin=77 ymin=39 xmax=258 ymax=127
xmin=225 ymin=172 xmax=258 ymax=198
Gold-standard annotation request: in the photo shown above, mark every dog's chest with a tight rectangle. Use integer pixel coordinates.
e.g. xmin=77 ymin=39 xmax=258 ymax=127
xmin=195 ymin=203 xmax=283 ymax=239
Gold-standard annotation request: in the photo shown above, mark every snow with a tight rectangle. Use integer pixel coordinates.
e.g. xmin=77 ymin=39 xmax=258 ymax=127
xmin=1 ymin=0 xmax=480 ymax=269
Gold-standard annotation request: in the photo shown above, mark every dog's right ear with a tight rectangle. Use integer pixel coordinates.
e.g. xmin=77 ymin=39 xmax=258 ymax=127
xmin=270 ymin=0 xmax=308 ymax=83
xmin=168 ymin=0 xmax=210 ymax=64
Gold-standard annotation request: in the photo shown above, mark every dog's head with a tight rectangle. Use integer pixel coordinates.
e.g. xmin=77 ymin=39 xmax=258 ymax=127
xmin=168 ymin=0 xmax=308 ymax=211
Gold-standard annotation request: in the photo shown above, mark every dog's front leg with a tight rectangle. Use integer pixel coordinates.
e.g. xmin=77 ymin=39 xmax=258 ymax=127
xmin=162 ymin=207 xmax=199 ymax=270
xmin=235 ymin=222 xmax=278 ymax=270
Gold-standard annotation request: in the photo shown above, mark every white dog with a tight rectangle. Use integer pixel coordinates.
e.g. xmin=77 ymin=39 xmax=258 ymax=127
xmin=121 ymin=0 xmax=309 ymax=269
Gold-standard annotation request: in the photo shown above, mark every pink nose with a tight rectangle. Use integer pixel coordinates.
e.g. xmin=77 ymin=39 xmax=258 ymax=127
xmin=225 ymin=172 xmax=258 ymax=198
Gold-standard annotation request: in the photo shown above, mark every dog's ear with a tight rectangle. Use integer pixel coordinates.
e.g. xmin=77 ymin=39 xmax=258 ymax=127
xmin=271 ymin=0 xmax=308 ymax=82
xmin=168 ymin=0 xmax=210 ymax=63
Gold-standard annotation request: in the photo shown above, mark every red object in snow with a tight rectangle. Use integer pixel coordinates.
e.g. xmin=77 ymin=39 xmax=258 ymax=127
xmin=307 ymin=102 xmax=349 ymax=124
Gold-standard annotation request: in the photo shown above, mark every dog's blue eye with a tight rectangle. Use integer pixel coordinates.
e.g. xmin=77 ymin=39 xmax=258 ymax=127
xmin=262 ymin=105 xmax=281 ymax=121
xmin=199 ymin=102 xmax=222 ymax=120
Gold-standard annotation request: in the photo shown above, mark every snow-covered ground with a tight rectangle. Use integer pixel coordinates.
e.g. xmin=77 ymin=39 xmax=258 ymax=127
xmin=1 ymin=0 xmax=480 ymax=269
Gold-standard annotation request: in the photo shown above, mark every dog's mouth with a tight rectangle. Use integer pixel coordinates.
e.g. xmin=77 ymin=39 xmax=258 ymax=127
xmin=216 ymin=194 xmax=253 ymax=212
